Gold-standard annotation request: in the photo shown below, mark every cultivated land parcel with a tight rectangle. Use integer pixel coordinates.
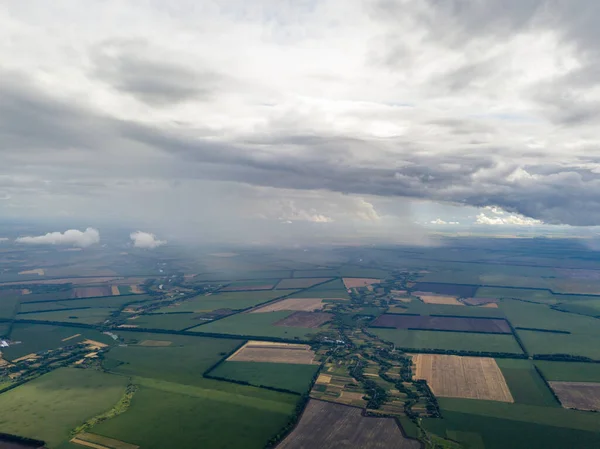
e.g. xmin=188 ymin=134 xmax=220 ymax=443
xmin=2 ymin=238 xmax=600 ymax=448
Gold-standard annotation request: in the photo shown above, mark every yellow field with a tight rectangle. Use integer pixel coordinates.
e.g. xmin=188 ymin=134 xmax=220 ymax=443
xmin=83 ymin=339 xmax=108 ymax=350
xmin=62 ymin=333 xmax=82 ymax=342
xmin=71 ymin=432 xmax=139 ymax=449
xmin=416 ymin=293 xmax=463 ymax=306
xmin=251 ymin=297 xmax=343 ymax=313
xmin=228 ymin=340 xmax=317 ymax=364
xmin=111 ymin=285 xmax=120 ymax=295
xmin=412 ymin=354 xmax=513 ymax=402
xmin=481 ymin=302 xmax=499 ymax=308
xmin=316 ymin=374 xmax=332 ymax=384
xmin=130 ymin=285 xmax=143 ymax=294
xmin=140 ymin=340 xmax=172 ymax=347
xmin=11 ymin=353 xmax=39 ymax=363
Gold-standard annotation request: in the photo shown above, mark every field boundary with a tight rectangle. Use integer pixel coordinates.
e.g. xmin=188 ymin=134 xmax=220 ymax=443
xmin=515 ymin=327 xmax=571 ymax=334
xmin=18 ymin=306 xmax=92 ymax=315
xmin=22 ymin=293 xmax=147 ymax=305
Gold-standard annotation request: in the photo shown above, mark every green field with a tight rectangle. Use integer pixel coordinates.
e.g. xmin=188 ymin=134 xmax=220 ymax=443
xmin=495 ymin=359 xmax=558 ymax=406
xmin=92 ymin=383 xmax=297 ymax=449
xmin=436 ymin=397 xmax=600 ymax=432
xmin=128 ymin=312 xmax=203 ymax=331
xmin=501 ymin=299 xmax=600 ymax=359
xmin=3 ymin=323 xmax=114 ymax=361
xmin=423 ymin=410 xmax=600 ymax=449
xmin=18 ymin=307 xmax=118 ymax=325
xmin=103 ymin=336 xmax=242 ymax=386
xmin=0 ymin=294 xmax=20 ymax=319
xmin=190 ymin=311 xmax=326 ymax=340
xmin=371 ymin=328 xmax=523 ymax=354
xmin=518 ymin=330 xmax=600 ymax=360
xmin=156 ymin=291 xmax=291 ymax=314
xmin=287 ymin=278 xmax=350 ymax=299
xmin=553 ymin=298 xmax=600 ymax=317
xmin=0 ymin=368 xmax=128 ymax=447
xmin=209 ymin=361 xmax=319 ymax=393
xmin=535 ymin=361 xmax=600 ymax=382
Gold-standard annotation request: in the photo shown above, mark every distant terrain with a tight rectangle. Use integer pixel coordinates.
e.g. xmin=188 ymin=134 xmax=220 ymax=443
xmin=2 ymin=235 xmax=600 ymax=448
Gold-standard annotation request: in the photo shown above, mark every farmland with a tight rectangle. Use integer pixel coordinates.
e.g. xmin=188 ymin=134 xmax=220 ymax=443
xmin=371 ymin=328 xmax=523 ymax=354
xmin=274 ymin=311 xmax=333 ymax=328
xmin=250 ymin=297 xmax=339 ymax=313
xmin=372 ymin=314 xmax=511 ymax=333
xmin=0 ymin=368 xmax=127 ymax=447
xmin=277 ymin=400 xmax=420 ymax=449
xmin=549 ymin=382 xmax=600 ymax=411
xmin=102 ymin=335 xmax=242 ymax=387
xmin=3 ymin=236 xmax=600 ymax=448
xmin=209 ymin=361 xmax=319 ymax=393
xmin=412 ymin=354 xmax=513 ymax=402
xmin=227 ymin=341 xmax=317 ymax=364
xmin=275 ymin=278 xmax=332 ymax=289
xmin=156 ymin=291 xmax=289 ymax=314
xmin=495 ymin=359 xmax=558 ymax=406
xmin=190 ymin=311 xmax=326 ymax=339
xmin=91 ymin=383 xmax=298 ymax=449
xmin=413 ymin=282 xmax=478 ymax=297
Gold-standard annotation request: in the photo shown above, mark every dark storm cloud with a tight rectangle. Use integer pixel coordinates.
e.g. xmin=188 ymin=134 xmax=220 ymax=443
xmin=92 ymin=40 xmax=219 ymax=106
xmin=3 ymin=70 xmax=600 ymax=225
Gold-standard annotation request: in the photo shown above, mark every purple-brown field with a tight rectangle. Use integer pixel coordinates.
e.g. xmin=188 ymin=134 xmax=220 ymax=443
xmin=277 ymin=399 xmax=421 ymax=449
xmin=371 ymin=314 xmax=511 ymax=333
xmin=275 ymin=311 xmax=333 ymax=328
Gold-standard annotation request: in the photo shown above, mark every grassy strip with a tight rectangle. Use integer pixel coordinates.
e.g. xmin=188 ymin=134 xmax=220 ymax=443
xmin=70 ymin=382 xmax=138 ymax=437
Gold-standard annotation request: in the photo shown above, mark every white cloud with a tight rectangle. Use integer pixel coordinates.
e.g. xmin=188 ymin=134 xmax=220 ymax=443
xmin=0 ymin=237 xmax=8 ymax=242
xmin=15 ymin=227 xmax=100 ymax=247
xmin=430 ymin=218 xmax=459 ymax=225
xmin=476 ymin=212 xmax=542 ymax=226
xmin=130 ymin=231 xmax=167 ymax=249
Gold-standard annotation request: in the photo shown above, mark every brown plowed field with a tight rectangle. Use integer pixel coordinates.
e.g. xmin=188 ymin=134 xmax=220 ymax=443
xmin=277 ymin=399 xmax=421 ymax=449
xmin=412 ymin=354 xmax=513 ymax=402
xmin=227 ymin=340 xmax=317 ymax=364
xmin=415 ymin=293 xmax=462 ymax=305
xmin=550 ymin=382 xmax=600 ymax=411
xmin=276 ymin=278 xmax=332 ymax=289
xmin=274 ymin=311 xmax=333 ymax=328
xmin=463 ymin=298 xmax=500 ymax=306
xmin=251 ymin=298 xmax=342 ymax=313
xmin=72 ymin=286 xmax=112 ymax=298
xmin=371 ymin=314 xmax=511 ymax=333
xmin=343 ymin=278 xmax=381 ymax=289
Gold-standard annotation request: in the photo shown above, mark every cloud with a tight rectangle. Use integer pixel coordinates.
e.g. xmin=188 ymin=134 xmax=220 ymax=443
xmin=0 ymin=237 xmax=8 ymax=242
xmin=2 ymin=1 xmax=600 ymax=232
xmin=430 ymin=218 xmax=459 ymax=225
xmin=130 ymin=231 xmax=167 ymax=249
xmin=15 ymin=228 xmax=100 ymax=247
xmin=476 ymin=208 xmax=543 ymax=226
xmin=92 ymin=39 xmax=220 ymax=106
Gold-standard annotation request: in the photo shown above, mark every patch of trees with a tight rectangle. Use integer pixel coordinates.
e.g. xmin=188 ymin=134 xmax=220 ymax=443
xmin=0 ymin=432 xmax=46 ymax=448
xmin=390 ymin=347 xmax=527 ymax=359
xmin=533 ymin=354 xmax=600 ymax=363
xmin=515 ymin=327 xmax=571 ymax=334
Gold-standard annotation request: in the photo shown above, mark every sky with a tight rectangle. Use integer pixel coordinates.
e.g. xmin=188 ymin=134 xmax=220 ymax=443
xmin=1 ymin=1 xmax=600 ymax=245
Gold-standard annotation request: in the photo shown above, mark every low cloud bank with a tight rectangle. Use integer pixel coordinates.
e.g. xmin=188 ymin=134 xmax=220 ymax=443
xmin=130 ymin=231 xmax=166 ymax=249
xmin=15 ymin=227 xmax=100 ymax=247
